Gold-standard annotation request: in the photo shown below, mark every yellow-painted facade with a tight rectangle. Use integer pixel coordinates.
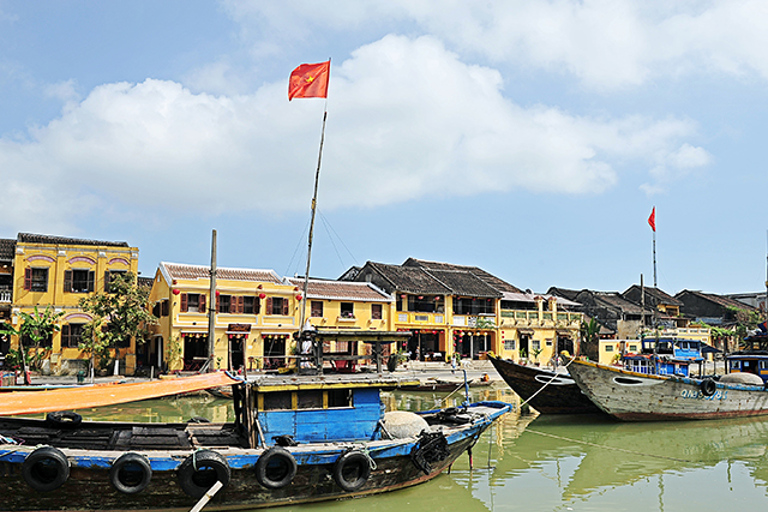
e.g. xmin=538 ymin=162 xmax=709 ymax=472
xmin=9 ymin=236 xmax=139 ymax=374
xmin=149 ymin=264 xmax=396 ymax=372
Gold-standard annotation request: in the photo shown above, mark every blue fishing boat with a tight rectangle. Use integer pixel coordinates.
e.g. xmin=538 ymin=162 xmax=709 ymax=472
xmin=0 ymin=331 xmax=511 ymax=511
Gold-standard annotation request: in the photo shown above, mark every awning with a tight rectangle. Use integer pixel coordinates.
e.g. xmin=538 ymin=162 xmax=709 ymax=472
xmin=701 ymin=344 xmax=722 ymax=354
xmin=0 ymin=372 xmax=242 ymax=416
xmin=517 ymin=329 xmax=535 ymax=335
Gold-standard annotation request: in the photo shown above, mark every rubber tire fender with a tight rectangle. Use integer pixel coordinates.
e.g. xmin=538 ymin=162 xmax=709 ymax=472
xmin=255 ymin=446 xmax=297 ymax=489
xmin=701 ymin=378 xmax=716 ymax=397
xmin=333 ymin=450 xmax=371 ymax=492
xmin=22 ymin=446 xmax=70 ymax=492
xmin=177 ymin=450 xmax=231 ymax=499
xmin=46 ymin=411 xmax=82 ymax=428
xmin=110 ymin=452 xmax=152 ymax=494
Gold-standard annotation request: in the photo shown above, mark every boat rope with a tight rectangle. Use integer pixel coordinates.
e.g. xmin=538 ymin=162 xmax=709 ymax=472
xmin=525 ymin=429 xmax=694 ymax=463
xmin=517 ymin=353 xmax=577 ymax=411
xmin=360 ymin=446 xmax=378 ymax=470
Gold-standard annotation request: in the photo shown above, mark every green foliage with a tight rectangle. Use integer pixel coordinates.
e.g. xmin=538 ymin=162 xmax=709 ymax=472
xmin=0 ymin=306 xmax=63 ymax=372
xmin=78 ymin=272 xmax=157 ymax=372
xmin=579 ymin=318 xmax=600 ymax=359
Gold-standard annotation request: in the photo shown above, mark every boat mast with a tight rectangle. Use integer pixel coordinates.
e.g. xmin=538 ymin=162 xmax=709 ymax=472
xmin=299 ymin=109 xmax=328 ymax=331
xmin=208 ymin=229 xmax=217 ymax=371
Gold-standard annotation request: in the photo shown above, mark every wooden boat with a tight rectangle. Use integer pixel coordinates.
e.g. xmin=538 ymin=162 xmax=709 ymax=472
xmin=488 ymin=355 xmax=601 ymax=414
xmin=567 ymin=358 xmax=768 ymax=421
xmin=0 ymin=360 xmax=511 ymax=510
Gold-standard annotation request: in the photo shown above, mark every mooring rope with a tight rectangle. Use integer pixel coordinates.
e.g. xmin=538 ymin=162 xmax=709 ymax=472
xmin=517 ymin=353 xmax=577 ymax=411
xmin=525 ymin=429 xmax=694 ymax=463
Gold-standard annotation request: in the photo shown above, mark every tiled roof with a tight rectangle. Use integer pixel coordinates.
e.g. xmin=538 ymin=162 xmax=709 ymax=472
xmin=18 ymin=233 xmax=130 ymax=248
xmin=623 ymin=285 xmax=683 ymax=306
xmin=365 ymin=262 xmax=453 ymax=295
xmin=161 ymin=262 xmax=283 ymax=284
xmin=0 ymin=239 xmax=16 ymax=262
xmin=287 ymin=278 xmax=392 ymax=302
xmin=425 ymin=269 xmax=501 ymax=298
xmin=403 ymin=258 xmax=523 ymax=294
xmin=678 ymin=290 xmax=760 ymax=312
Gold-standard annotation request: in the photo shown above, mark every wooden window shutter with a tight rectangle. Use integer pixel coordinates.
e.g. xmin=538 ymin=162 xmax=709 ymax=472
xmin=64 ymin=270 xmax=73 ymax=293
xmin=180 ymin=294 xmax=188 ymax=312
xmin=162 ymin=300 xmax=169 ymax=317
xmin=228 ymin=296 xmax=235 ymax=314
xmin=282 ymin=298 xmax=289 ymax=316
xmin=255 ymin=297 xmax=261 ymax=315
xmin=104 ymin=271 xmax=111 ymax=292
xmin=266 ymin=297 xmax=273 ymax=315
xmin=24 ymin=268 xmax=31 ymax=290
xmin=61 ymin=324 xmax=70 ymax=347
xmin=199 ymin=294 xmax=206 ymax=313
xmin=237 ymin=296 xmax=244 ymax=314
xmin=87 ymin=270 xmax=95 ymax=292
xmin=216 ymin=294 xmax=220 ymax=313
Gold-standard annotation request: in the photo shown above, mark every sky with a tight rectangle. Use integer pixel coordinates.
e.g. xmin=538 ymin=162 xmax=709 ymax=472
xmin=1 ymin=0 xmax=767 ymax=296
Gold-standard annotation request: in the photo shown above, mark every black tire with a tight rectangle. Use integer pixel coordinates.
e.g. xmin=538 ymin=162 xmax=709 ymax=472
xmin=110 ymin=452 xmax=152 ymax=494
xmin=177 ymin=450 xmax=231 ymax=499
xmin=701 ymin=378 xmax=716 ymax=397
xmin=333 ymin=450 xmax=371 ymax=492
xmin=255 ymin=447 xmax=297 ymax=489
xmin=46 ymin=411 xmax=82 ymax=428
xmin=22 ymin=446 xmax=70 ymax=492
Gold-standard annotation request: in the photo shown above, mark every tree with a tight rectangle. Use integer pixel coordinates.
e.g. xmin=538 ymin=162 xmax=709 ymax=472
xmin=0 ymin=306 xmax=63 ymax=384
xmin=579 ymin=317 xmax=600 ymax=360
xmin=78 ymin=272 xmax=157 ymax=378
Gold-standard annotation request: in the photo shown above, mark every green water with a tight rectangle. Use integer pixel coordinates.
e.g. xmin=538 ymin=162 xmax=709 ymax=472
xmin=75 ymin=385 xmax=768 ymax=511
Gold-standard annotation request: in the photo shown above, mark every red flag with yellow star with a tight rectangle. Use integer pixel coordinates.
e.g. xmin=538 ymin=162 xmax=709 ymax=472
xmin=288 ymin=61 xmax=330 ymax=101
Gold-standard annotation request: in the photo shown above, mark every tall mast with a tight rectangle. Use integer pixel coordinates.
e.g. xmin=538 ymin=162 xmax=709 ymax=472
xmin=299 ymin=109 xmax=328 ymax=330
xmin=207 ymin=229 xmax=217 ymax=371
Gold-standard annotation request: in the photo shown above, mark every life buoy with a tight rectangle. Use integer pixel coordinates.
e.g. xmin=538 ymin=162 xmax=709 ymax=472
xmin=701 ymin=378 xmax=716 ymax=397
xmin=46 ymin=411 xmax=82 ymax=428
xmin=177 ymin=450 xmax=231 ymax=499
xmin=22 ymin=446 xmax=70 ymax=492
xmin=110 ymin=452 xmax=152 ymax=494
xmin=255 ymin=447 xmax=297 ymax=489
xmin=333 ymin=450 xmax=371 ymax=492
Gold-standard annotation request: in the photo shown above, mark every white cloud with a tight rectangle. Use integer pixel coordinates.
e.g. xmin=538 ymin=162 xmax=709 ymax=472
xmin=226 ymin=0 xmax=768 ymax=89
xmin=0 ymin=35 xmax=705 ymax=230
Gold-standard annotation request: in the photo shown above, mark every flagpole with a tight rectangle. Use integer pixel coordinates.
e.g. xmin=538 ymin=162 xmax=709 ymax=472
xmin=653 ymin=229 xmax=657 ymax=288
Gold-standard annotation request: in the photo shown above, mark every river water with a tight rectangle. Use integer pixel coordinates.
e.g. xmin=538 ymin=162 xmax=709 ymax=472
xmin=74 ymin=384 xmax=768 ymax=511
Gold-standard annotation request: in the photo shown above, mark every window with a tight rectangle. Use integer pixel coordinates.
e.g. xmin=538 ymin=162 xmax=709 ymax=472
xmin=180 ymin=293 xmax=206 ymax=313
xmin=24 ymin=268 xmax=49 ymax=292
xmin=311 ymin=301 xmax=323 ymax=317
xmin=152 ymin=300 xmax=169 ymax=318
xmin=504 ymin=339 xmax=516 ymax=350
xmin=371 ymin=304 xmax=382 ymax=320
xmin=65 ymin=269 xmax=95 ymax=293
xmin=104 ymin=270 xmax=128 ymax=292
xmin=266 ymin=297 xmax=288 ymax=316
xmin=243 ymin=296 xmax=259 ymax=315
xmin=218 ymin=295 xmax=232 ymax=313
xmin=532 ymin=340 xmax=541 ymax=350
xmin=340 ymin=302 xmax=354 ymax=319
xmin=605 ymin=345 xmax=614 ymax=352
xmin=453 ymin=297 xmax=495 ymax=316
xmin=61 ymin=324 xmax=85 ymax=348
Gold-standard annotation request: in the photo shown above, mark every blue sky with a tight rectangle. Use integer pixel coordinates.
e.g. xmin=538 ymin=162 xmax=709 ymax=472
xmin=1 ymin=1 xmax=767 ymax=296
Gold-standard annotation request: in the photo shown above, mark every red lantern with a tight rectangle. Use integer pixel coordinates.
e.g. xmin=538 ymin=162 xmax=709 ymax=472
xmin=215 ymin=290 xmax=220 ymax=296
xmin=172 ymin=288 xmax=180 ymax=295
xmin=293 ymin=286 xmax=299 ymax=292
xmin=296 ymin=294 xmax=303 ymax=301
xmin=259 ymin=293 xmax=266 ymax=299
xmin=258 ymin=284 xmax=263 ymax=289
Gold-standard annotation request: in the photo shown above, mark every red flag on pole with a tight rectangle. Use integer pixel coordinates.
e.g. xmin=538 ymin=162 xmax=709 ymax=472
xmin=288 ymin=61 xmax=330 ymax=101
xmin=648 ymin=207 xmax=656 ymax=232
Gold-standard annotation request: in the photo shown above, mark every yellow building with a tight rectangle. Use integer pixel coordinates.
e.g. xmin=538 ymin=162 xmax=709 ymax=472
xmin=343 ymin=259 xmax=582 ymax=363
xmin=498 ymin=293 xmax=583 ymax=365
xmin=148 ymin=264 xmax=395 ymax=373
xmin=5 ymin=233 xmax=139 ymax=374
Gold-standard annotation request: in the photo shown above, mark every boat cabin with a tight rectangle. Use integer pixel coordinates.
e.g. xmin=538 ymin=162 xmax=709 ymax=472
xmin=622 ymin=337 xmax=703 ymax=377
xmin=247 ymin=375 xmax=411 ymax=444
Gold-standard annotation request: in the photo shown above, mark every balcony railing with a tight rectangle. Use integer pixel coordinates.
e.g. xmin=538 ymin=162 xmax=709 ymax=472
xmin=0 ymin=288 xmax=11 ymax=303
